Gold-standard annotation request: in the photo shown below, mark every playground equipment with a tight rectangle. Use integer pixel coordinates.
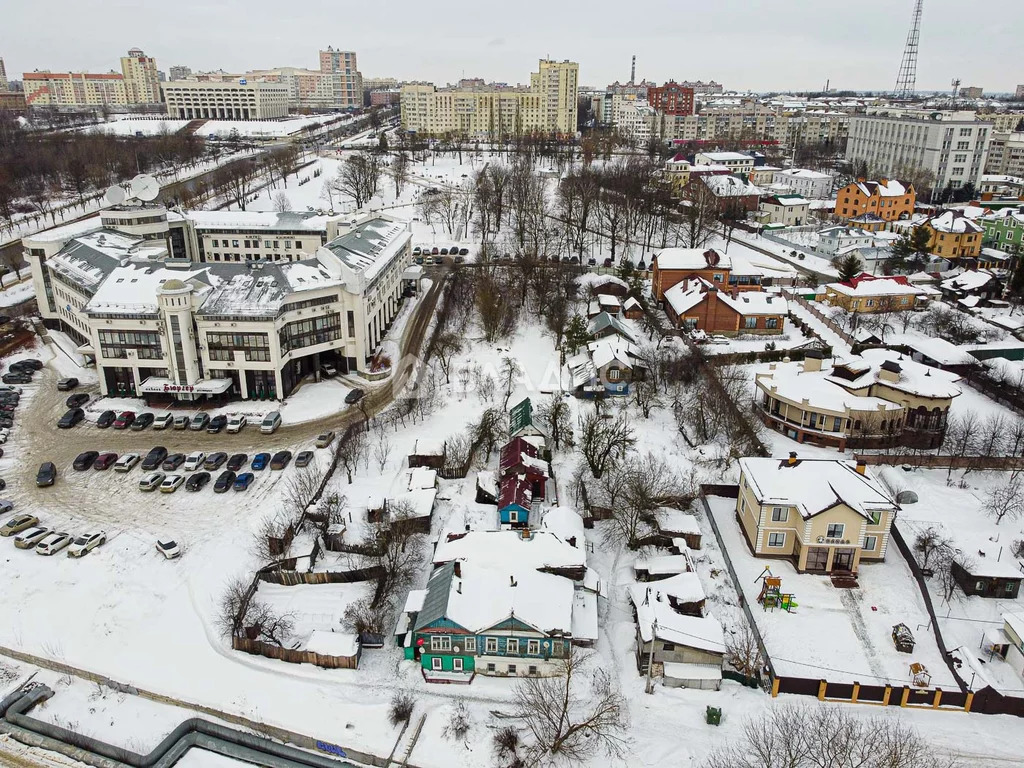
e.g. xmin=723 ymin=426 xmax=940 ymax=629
xmin=910 ymin=662 xmax=931 ymax=688
xmin=755 ymin=567 xmax=798 ymax=612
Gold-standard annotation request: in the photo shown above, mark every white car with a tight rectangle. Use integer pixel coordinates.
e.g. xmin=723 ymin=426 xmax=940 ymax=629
xmin=139 ymin=471 xmax=165 ymax=491
xmin=225 ymin=414 xmax=247 ymax=434
xmin=0 ymin=429 xmax=9 ymax=445
xmin=183 ymin=452 xmax=206 ymax=472
xmin=14 ymin=526 xmax=50 ymax=549
xmin=115 ymin=453 xmax=141 ymax=472
xmin=36 ymin=531 xmax=72 ymax=556
xmin=159 ymin=474 xmax=185 ymax=493
xmin=67 ymin=531 xmax=106 ymax=558
xmin=152 ymin=413 xmax=174 ymax=430
xmin=156 ymin=539 xmax=181 ymax=559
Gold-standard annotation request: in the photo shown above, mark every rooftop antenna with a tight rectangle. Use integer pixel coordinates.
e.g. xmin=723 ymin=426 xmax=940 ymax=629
xmin=950 ymin=77 xmax=961 ymax=102
xmin=631 ymin=55 xmax=636 ymax=85
xmin=893 ymin=0 xmax=923 ymax=99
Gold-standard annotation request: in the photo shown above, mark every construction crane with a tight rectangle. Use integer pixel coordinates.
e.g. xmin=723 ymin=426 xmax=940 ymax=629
xmin=893 ymin=0 xmax=924 ymax=99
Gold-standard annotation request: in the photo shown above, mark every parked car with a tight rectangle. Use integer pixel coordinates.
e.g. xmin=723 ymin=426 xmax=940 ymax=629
xmin=36 ymin=531 xmax=72 ymax=556
xmin=0 ymin=385 xmax=22 ymax=394
xmin=251 ymin=452 xmax=271 ymax=471
xmin=213 ymin=470 xmax=236 ymax=493
xmin=189 ymin=413 xmax=210 ymax=431
xmin=603 ymin=257 xmax=613 ymax=268
xmin=0 ymin=480 xmax=6 ymax=491
xmin=459 ymin=247 xmax=469 ymax=256
xmin=0 ymin=428 xmax=10 ymax=444
xmin=439 ymin=247 xmax=449 ymax=256
xmin=320 ymin=362 xmax=338 ymax=378
xmin=413 ymin=246 xmax=421 ymax=256
xmin=203 ymin=452 xmax=227 ymax=471
xmin=152 ymin=413 xmax=174 ymax=430
xmin=233 ymin=472 xmax=255 ymax=492
xmin=587 ymin=257 xmax=596 ymax=266
xmin=0 ymin=500 xmax=13 ymax=514
xmin=173 ymin=415 xmax=190 ymax=430
xmin=67 ymin=531 xmax=106 ymax=558
xmin=114 ymin=453 xmax=141 ymax=472
xmin=207 ymin=415 xmax=227 ymax=434
xmin=156 ymin=540 xmax=181 ymax=559
xmin=141 ymin=447 xmax=168 ymax=471
xmin=131 ymin=412 xmax=155 ymax=431
xmin=65 ymin=393 xmax=89 ymax=409
xmin=0 ymin=404 xmax=17 ymax=413
xmin=0 ymin=416 xmax=14 ymax=430
xmin=270 ymin=450 xmax=292 ymax=470
xmin=431 ymin=247 xmax=439 ymax=255
xmin=73 ymin=451 xmax=99 ymax=471
xmin=1 ymin=374 xmax=30 ymax=385
xmin=57 ymin=378 xmax=79 ymax=391
xmin=94 ymin=452 xmax=118 ymax=471
xmin=15 ymin=359 xmax=42 ymax=371
xmin=185 ymin=471 xmax=211 ymax=492
xmin=112 ymin=411 xmax=136 ymax=430
xmin=345 ymin=388 xmax=365 ymax=405
xmin=58 ymin=408 xmax=85 ymax=429
xmin=315 ymin=431 xmax=336 ymax=448
xmin=159 ymin=474 xmax=185 ymax=493
xmin=139 ymin=471 xmax=165 ymax=491
xmin=97 ymin=410 xmax=117 ymax=429
xmin=14 ymin=526 xmax=51 ymax=550
xmin=1 ymin=513 xmax=38 ymax=537
xmin=226 ymin=453 xmax=248 ymax=472
xmin=161 ymin=453 xmax=185 ymax=471
xmin=184 ymin=452 xmax=206 ymax=472
xmin=260 ymin=411 xmax=282 ymax=434
xmin=226 ymin=414 xmax=247 ymax=434
xmin=36 ymin=462 xmax=57 ymax=487
xmin=295 ymin=450 xmax=314 ymax=468
xmin=454 ymin=255 xmax=465 ymax=264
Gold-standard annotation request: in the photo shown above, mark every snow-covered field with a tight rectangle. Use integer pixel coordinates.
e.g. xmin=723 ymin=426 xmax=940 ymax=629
xmin=88 ymin=113 xmax=352 ymax=139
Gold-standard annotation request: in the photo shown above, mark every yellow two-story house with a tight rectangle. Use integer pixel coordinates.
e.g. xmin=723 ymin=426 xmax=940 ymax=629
xmin=736 ymin=455 xmax=897 ymax=574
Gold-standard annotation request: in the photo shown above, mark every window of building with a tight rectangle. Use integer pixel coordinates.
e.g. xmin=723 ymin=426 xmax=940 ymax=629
xmin=766 ymin=318 xmax=778 ymax=329
xmin=768 ymin=532 xmax=785 ymax=548
xmin=527 ymin=640 xmax=539 ymax=655
xmin=430 ymin=635 xmax=451 ymax=651
xmin=206 ymin=332 xmax=270 ymax=362
xmin=431 ymin=657 xmax=442 ymax=670
xmin=278 ymin=313 xmax=342 ymax=355
xmin=232 ymin=240 xmax=239 ymax=247
xmin=771 ymin=507 xmax=787 ymax=522
xmin=975 ymin=581 xmax=985 ymax=592
xmin=864 ymin=535 xmax=878 ymax=551
xmin=507 ymin=664 xmax=517 ymax=674
xmin=713 ymin=272 xmax=723 ymax=282
xmin=869 ymin=510 xmax=882 ymax=525
xmin=485 ymin=637 xmax=497 ymax=653
xmin=97 ymin=329 xmax=163 ymax=360
xmin=453 ymin=657 xmax=464 ymax=671
xmin=506 ymin=638 xmax=519 ymax=654
xmin=211 ymin=239 xmax=219 ymax=247
xmin=827 ymin=523 xmax=845 ymax=539
xmin=528 ymin=665 xmax=538 ymax=675
xmin=744 ymin=317 xmax=757 ymax=329
xmin=464 ymin=637 xmax=476 ymax=652
xmin=1007 ymin=582 xmax=1016 ymax=594
xmin=347 ymin=310 xmax=356 ymax=337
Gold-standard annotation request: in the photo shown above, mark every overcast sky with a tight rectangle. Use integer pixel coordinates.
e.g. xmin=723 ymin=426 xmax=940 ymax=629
xmin=4 ymin=0 xmax=1021 ymax=94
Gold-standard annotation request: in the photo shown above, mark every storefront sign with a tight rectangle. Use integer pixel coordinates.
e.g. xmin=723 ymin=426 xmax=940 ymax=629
xmin=315 ymin=741 xmax=347 ymax=758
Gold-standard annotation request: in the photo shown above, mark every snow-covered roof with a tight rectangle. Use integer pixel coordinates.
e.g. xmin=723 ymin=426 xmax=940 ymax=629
xmin=655 ymin=508 xmax=701 ymax=536
xmin=739 ymin=456 xmax=896 ymax=521
xmin=832 ymin=349 xmax=962 ymax=400
xmin=588 ymin=312 xmax=637 ymax=343
xmin=408 ymin=467 xmax=437 ymax=490
xmin=187 ymin=210 xmax=331 ymax=233
xmin=319 ymin=215 xmax=410 ymax=284
xmin=23 ymin=214 xmax=104 ymax=245
xmin=635 ymin=554 xmax=692 ymax=576
xmin=411 ymin=438 xmax=444 ymax=457
xmin=703 ymin=174 xmax=763 ymax=197
xmin=623 ymin=296 xmax=642 ymax=311
xmin=762 ymin=195 xmax=809 ymax=207
xmin=630 ymin=586 xmax=725 ymax=654
xmin=926 ymin=210 xmax=983 ymax=234
xmin=853 ymin=179 xmax=910 ymax=198
xmin=697 ymin=151 xmax=753 ymax=162
xmin=827 ymin=274 xmax=925 ymax=298
xmin=636 ymin=572 xmax=706 ymax=605
xmin=387 ymin=488 xmax=436 ymax=521
xmin=719 ymin=289 xmax=788 ymax=316
xmin=414 ymin=561 xmax=574 ymax=636
xmin=655 ymin=247 xmax=731 ymax=272
xmin=306 ymin=630 xmax=359 ymax=658
xmin=589 ymin=337 xmax=634 ymax=370
xmin=541 ymin=506 xmax=585 ymax=544
xmin=566 ymin=351 xmax=598 ymax=388
xmin=774 ymin=168 xmax=831 ymax=181
xmin=756 ymin=361 xmax=902 ymax=414
xmin=572 ymin=589 xmax=599 ymax=641
xmin=663 ymin=662 xmax=723 ymax=682
xmin=86 ymin=262 xmax=209 ymax=315
xmin=940 ymin=269 xmax=998 ymax=293
xmin=432 ymin=530 xmax=585 ymax=571
xmin=403 ymin=589 xmax=427 ymax=613
xmin=47 ymin=230 xmax=157 ymax=293
xmin=576 ymin=272 xmax=627 ymax=290
xmin=886 ymin=335 xmax=976 ymax=366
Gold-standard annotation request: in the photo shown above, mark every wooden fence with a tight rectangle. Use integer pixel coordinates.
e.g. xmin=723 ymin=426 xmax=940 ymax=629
xmin=232 ymin=636 xmax=359 ymax=670
xmin=854 ymin=453 xmax=1024 ymax=471
xmin=258 ymin=564 xmax=385 ymax=586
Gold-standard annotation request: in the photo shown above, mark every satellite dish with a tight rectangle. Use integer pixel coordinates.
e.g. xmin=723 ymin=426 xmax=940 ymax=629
xmin=129 ymin=174 xmax=160 ymax=202
xmin=102 ymin=185 xmax=126 ymax=207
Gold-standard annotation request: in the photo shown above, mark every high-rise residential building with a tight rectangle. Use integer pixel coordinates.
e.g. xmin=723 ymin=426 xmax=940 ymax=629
xmin=0 ymin=57 xmax=8 ymax=91
xmin=157 ymin=71 xmax=166 ymax=83
xmin=647 ymin=81 xmax=695 ymax=116
xmin=846 ymin=112 xmax=991 ymax=190
xmin=319 ymin=47 xmax=362 ymax=109
xmin=23 ymin=48 xmax=160 ymax=107
xmin=162 ymin=80 xmax=290 ymax=119
xmin=985 ymin=132 xmax=1024 ymax=178
xmin=120 ymin=48 xmax=161 ymax=103
xmin=169 ymin=65 xmax=192 ymax=82
xmin=401 ymin=59 xmax=578 ymax=139
xmin=1015 ymin=84 xmax=1024 ymax=101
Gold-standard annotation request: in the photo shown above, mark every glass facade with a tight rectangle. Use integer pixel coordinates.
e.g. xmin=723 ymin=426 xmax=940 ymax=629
xmin=98 ymin=329 xmax=163 ymax=360
xmin=279 ymin=313 xmax=342 ymax=355
xmin=206 ymin=331 xmax=271 ymax=362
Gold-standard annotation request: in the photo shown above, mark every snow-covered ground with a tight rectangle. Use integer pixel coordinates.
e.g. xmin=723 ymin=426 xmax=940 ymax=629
xmin=87 ymin=113 xmax=352 ymax=139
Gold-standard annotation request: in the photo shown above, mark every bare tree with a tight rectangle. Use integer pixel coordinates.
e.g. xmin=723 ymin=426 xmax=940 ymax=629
xmin=984 ymin=475 xmax=1024 ymax=525
xmin=578 ymin=409 xmax=636 ymax=479
xmin=272 ymin=191 xmax=292 ymax=212
xmin=537 ymin=396 xmax=574 ymax=451
xmin=389 ymin=151 xmax=410 ymax=198
xmin=217 ymin=576 xmax=295 ymax=647
xmin=600 ymin=452 xmax=686 ymax=549
xmin=914 ymin=526 xmax=952 ymax=572
xmin=433 ymin=332 xmax=463 ymax=384
xmin=511 ymin=648 xmax=628 ymax=764
xmin=332 ymin=154 xmax=382 ymax=209
xmin=373 ymin=433 xmax=393 ymax=473
xmin=499 ymin=356 xmax=522 ymax=412
xmin=335 ymin=429 xmax=368 ymax=483
xmin=632 ymin=378 xmax=660 ymax=418
xmin=726 ymin=624 xmax=764 ymax=679
xmin=251 ymin=511 xmax=293 ymax=562
xmin=704 ymin=703 xmax=960 ymax=768
xmin=344 ymin=596 xmax=394 ymax=636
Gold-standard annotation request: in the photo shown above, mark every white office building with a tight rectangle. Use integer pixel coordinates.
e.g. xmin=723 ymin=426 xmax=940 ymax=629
xmin=771 ymin=168 xmax=833 ymax=199
xmin=846 ymin=113 xmax=991 ymax=191
xmin=161 ymin=80 xmax=290 ymax=120
xmin=24 ymin=207 xmax=413 ymax=401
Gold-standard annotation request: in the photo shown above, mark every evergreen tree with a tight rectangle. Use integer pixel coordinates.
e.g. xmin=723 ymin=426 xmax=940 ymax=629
xmin=836 ymin=253 xmax=863 ymax=283
xmin=564 ymin=314 xmax=590 ymax=354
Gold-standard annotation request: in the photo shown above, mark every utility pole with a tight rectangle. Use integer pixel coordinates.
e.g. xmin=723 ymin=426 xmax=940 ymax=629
xmin=644 ymin=618 xmax=658 ymax=694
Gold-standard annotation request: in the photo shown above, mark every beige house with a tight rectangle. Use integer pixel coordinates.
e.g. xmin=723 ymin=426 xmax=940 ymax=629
xmin=755 ymin=349 xmax=961 ymax=450
xmin=736 ymin=455 xmax=897 ymax=574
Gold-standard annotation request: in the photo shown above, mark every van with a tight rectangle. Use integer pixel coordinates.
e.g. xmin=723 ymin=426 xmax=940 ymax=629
xmin=260 ymin=411 xmax=282 ymax=434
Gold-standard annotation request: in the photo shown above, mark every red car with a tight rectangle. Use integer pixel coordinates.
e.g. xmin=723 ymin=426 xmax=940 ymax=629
xmin=113 ymin=411 xmax=135 ymax=430
xmin=93 ymin=452 xmax=118 ymax=471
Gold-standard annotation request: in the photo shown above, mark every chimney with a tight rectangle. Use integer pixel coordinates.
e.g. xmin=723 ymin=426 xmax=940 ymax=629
xmin=878 ymin=360 xmax=901 ymax=383
xmin=453 ymin=561 xmax=461 ymax=578
xmin=802 ymin=349 xmax=823 ymax=373
xmin=855 ymin=460 xmax=867 ymax=475
xmin=787 ymin=452 xmax=798 ymax=466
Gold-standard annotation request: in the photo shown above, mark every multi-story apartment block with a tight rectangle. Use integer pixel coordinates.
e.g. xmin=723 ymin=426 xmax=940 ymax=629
xmin=168 ymin=65 xmax=192 ymax=82
xmin=23 ymin=48 xmax=161 ymax=108
xmin=400 ymin=59 xmax=578 ymax=139
xmin=318 ymin=47 xmax=362 ymax=109
xmin=647 ymin=81 xmax=694 ymax=116
xmin=679 ymin=80 xmax=724 ymax=97
xmin=24 ymin=207 xmax=413 ymax=400
xmin=846 ymin=113 xmax=991 ymax=191
xmin=1017 ymin=85 xmax=1024 ymax=101
xmin=980 ymin=113 xmax=1020 ymax=133
xmin=162 ymin=80 xmax=290 ymax=119
xmin=985 ymin=132 xmax=1024 ymax=178
xmin=612 ymin=98 xmax=655 ymax=144
xmin=961 ymin=87 xmax=984 ymax=99
xmin=0 ymin=57 xmax=8 ymax=91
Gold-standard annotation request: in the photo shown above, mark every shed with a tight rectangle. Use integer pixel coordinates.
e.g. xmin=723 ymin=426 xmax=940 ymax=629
xmin=305 ymin=630 xmax=361 ymax=669
xmin=662 ymin=662 xmax=722 ymax=691
xmin=409 ymin=438 xmax=445 ymax=469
